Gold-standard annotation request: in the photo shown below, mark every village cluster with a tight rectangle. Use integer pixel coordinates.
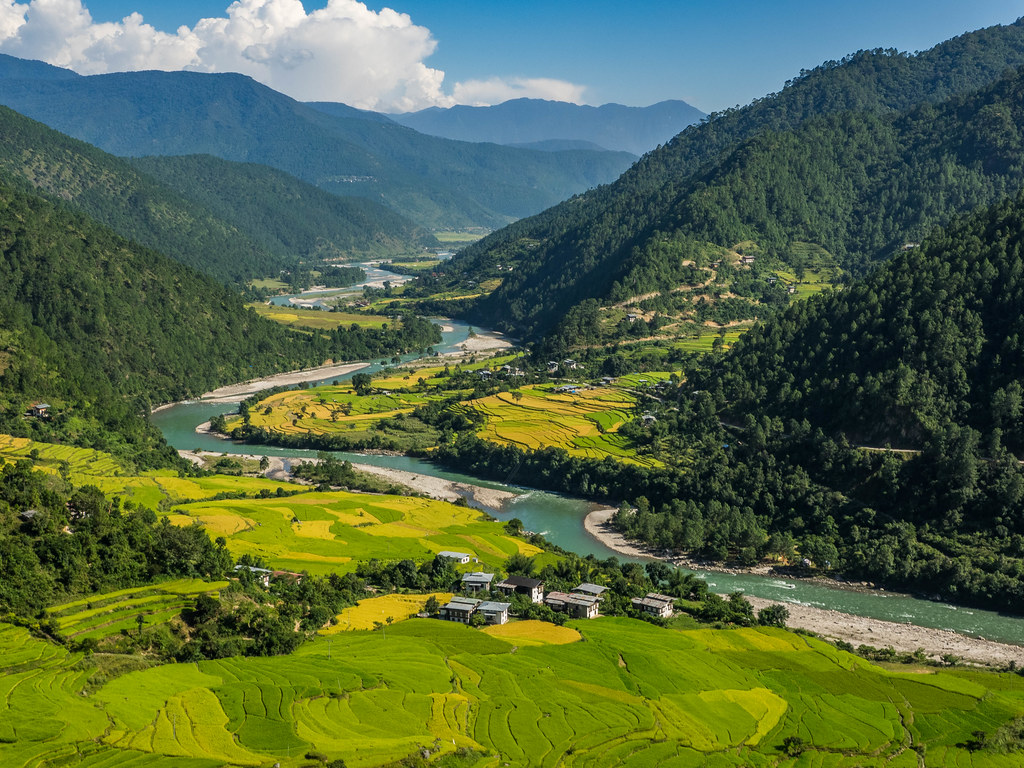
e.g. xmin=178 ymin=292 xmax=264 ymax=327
xmin=433 ymin=551 xmax=676 ymax=626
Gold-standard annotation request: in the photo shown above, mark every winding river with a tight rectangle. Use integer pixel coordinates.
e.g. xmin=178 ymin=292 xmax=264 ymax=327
xmin=151 ymin=269 xmax=1024 ymax=645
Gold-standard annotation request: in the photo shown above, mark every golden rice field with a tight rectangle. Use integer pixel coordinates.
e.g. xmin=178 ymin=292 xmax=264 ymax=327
xmin=482 ymin=620 xmax=582 ymax=647
xmin=0 ymin=435 xmax=293 ymax=508
xmin=165 ymin=490 xmax=542 ymax=576
xmin=327 ymin=593 xmax=453 ymax=633
xmin=464 ymin=385 xmax=660 ymax=467
xmin=248 ymin=303 xmax=390 ymax=330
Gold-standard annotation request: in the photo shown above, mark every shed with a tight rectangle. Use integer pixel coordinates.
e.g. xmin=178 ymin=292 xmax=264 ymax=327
xmin=437 ymin=551 xmax=472 ymax=564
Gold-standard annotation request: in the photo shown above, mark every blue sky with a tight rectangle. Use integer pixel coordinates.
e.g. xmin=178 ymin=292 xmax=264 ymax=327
xmin=7 ymin=0 xmax=1024 ymax=111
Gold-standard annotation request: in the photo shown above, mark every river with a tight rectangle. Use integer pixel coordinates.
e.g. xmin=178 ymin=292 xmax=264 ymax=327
xmin=150 ymin=272 xmax=1024 ymax=646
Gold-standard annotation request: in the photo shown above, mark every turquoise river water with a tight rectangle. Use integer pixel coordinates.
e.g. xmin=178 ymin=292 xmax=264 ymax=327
xmin=151 ymin=284 xmax=1024 ymax=646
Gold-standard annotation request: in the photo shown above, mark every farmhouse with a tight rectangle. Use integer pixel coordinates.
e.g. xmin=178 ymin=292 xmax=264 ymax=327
xmin=495 ymin=575 xmax=544 ymax=603
xmin=29 ymin=403 xmax=51 ymax=417
xmin=440 ymin=596 xmax=480 ymax=623
xmin=476 ymin=601 xmax=512 ymax=625
xmin=461 ymin=572 xmax=495 ymax=593
xmin=545 ymin=591 xmax=599 ymax=619
xmin=740 ymin=255 xmax=756 ymax=265
xmin=437 ymin=551 xmax=472 ymax=564
xmin=631 ymin=593 xmax=676 ymax=618
xmin=233 ymin=565 xmax=272 ymax=587
xmin=573 ymin=583 xmax=608 ymax=600
xmin=554 ymin=385 xmax=581 ymax=394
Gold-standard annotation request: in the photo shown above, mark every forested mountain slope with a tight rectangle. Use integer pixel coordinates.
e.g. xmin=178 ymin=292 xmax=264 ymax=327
xmin=0 ymin=59 xmax=634 ymax=230
xmin=0 ymin=105 xmax=287 ymax=284
xmin=618 ymin=193 xmax=1024 ymax=608
xmin=130 ymin=154 xmax=437 ymax=262
xmin=439 ymin=18 xmax=1024 ymax=339
xmin=0 ymin=182 xmax=440 ymax=468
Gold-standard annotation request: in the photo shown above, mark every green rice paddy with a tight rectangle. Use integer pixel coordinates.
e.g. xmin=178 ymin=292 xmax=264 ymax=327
xmin=3 ymin=617 xmax=1023 ymax=767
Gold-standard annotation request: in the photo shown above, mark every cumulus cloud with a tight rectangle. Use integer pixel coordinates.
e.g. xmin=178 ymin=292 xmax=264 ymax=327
xmin=0 ymin=0 xmax=587 ymax=111
xmin=452 ymin=77 xmax=587 ymax=107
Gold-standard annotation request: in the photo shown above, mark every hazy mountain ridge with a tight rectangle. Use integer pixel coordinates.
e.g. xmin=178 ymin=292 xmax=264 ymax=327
xmin=0 ymin=57 xmax=635 ymax=230
xmin=387 ymin=97 xmax=705 ymax=155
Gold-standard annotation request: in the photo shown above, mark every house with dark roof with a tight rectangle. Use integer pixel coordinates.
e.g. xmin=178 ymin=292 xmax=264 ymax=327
xmin=495 ymin=575 xmax=544 ymax=603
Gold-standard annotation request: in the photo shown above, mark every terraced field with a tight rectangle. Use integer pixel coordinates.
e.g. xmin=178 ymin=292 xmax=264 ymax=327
xmin=328 ymin=593 xmax=454 ymax=632
xmin=462 ymin=385 xmax=657 ymax=466
xmin=228 ymin=363 xmax=664 ymax=465
xmin=48 ymin=580 xmax=229 ymax=642
xmin=4 ymin=617 xmax=1023 ymax=767
xmin=165 ymin=490 xmax=542 ymax=575
xmin=0 ymin=435 xmax=293 ymax=508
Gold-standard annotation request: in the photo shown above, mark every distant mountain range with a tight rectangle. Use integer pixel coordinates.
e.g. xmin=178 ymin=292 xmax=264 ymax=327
xmin=0 ymin=55 xmax=635 ymax=230
xmin=384 ymin=98 xmax=705 ymax=155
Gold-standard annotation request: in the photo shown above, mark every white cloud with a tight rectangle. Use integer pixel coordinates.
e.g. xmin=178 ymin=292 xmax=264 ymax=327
xmin=0 ymin=0 xmax=587 ymax=111
xmin=452 ymin=77 xmax=587 ymax=107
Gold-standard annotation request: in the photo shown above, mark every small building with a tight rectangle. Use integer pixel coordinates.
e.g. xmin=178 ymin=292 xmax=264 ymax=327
xmin=554 ymin=385 xmax=581 ymax=394
xmin=18 ymin=509 xmax=39 ymax=522
xmin=626 ymin=313 xmax=638 ymax=323
xmin=495 ymin=575 xmax=544 ymax=603
xmin=461 ymin=572 xmax=495 ymax=593
xmin=545 ymin=591 xmax=599 ymax=619
xmin=740 ymin=255 xmax=756 ymax=265
xmin=573 ymin=583 xmax=608 ymax=600
xmin=233 ymin=565 xmax=272 ymax=587
xmin=787 ymin=285 xmax=796 ymax=294
xmin=437 ymin=551 xmax=472 ymax=565
xmin=29 ymin=403 xmax=51 ymax=417
xmin=440 ymin=596 xmax=480 ymax=623
xmin=631 ymin=593 xmax=675 ymax=619
xmin=272 ymin=570 xmax=303 ymax=584
xmin=476 ymin=600 xmax=511 ymax=625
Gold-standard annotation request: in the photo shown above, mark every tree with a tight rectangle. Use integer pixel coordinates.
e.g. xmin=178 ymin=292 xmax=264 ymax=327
xmin=505 ymin=552 xmax=536 ymax=577
xmin=424 ymin=595 xmax=440 ymax=615
xmin=351 ymin=373 xmax=372 ymax=395
xmin=757 ymin=604 xmax=790 ymax=628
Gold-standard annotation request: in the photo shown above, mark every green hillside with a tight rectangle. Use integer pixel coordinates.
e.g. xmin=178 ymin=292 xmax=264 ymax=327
xmin=130 ymin=154 xmax=438 ymax=262
xmin=435 ymin=18 xmax=1024 ymax=340
xmin=0 ymin=105 xmax=286 ymax=284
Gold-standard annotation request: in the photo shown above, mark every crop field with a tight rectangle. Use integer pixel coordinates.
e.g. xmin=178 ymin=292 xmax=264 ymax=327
xmin=248 ymin=303 xmax=390 ymax=330
xmin=670 ymin=328 xmax=750 ymax=353
xmin=0 ymin=434 xmax=293 ymax=508
xmin=327 ymin=593 xmax=454 ymax=632
xmin=47 ymin=580 xmax=229 ymax=641
xmin=462 ymin=386 xmax=659 ymax=467
xmin=482 ymin=620 xmax=582 ymax=647
xmin=166 ymin=490 xmax=542 ymax=575
xmin=5 ymin=617 xmax=1023 ymax=767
